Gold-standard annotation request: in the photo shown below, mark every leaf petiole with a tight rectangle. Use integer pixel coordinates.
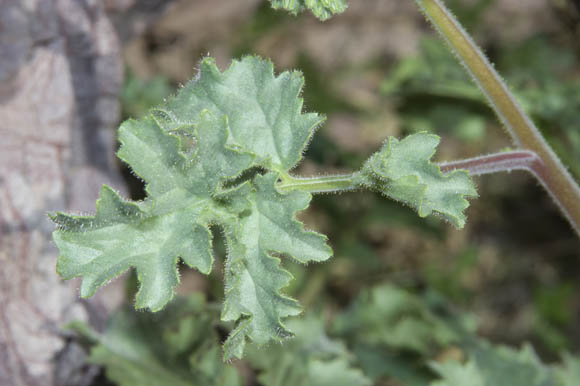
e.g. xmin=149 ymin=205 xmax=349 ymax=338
xmin=277 ymin=173 xmax=360 ymax=194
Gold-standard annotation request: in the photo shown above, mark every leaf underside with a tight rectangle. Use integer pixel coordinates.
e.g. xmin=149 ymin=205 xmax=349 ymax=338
xmin=269 ymin=0 xmax=348 ymax=20
xmin=52 ymin=56 xmax=331 ymax=360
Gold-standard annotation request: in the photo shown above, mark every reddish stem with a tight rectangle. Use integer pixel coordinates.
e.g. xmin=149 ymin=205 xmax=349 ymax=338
xmin=439 ymin=150 xmax=576 ymax=227
xmin=439 ymin=150 xmax=540 ymax=176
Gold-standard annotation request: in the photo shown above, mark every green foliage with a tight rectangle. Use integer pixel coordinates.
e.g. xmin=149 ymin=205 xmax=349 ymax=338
xmin=153 ymin=56 xmax=324 ymax=174
xmin=246 ymin=316 xmax=371 ymax=386
xmin=52 ymin=55 xmax=478 ymax=360
xmin=220 ymin=173 xmax=332 ymax=359
xmin=52 ymin=111 xmax=253 ymax=312
xmin=72 ymin=283 xmax=580 ymax=386
xmin=52 ymin=56 xmax=331 ymax=360
xmin=359 ymin=133 xmax=477 ymax=228
xmin=382 ymin=36 xmax=580 ymax=176
xmin=72 ymin=294 xmax=240 ymax=386
xmin=431 ymin=342 xmax=565 ymax=386
xmin=556 ymin=354 xmax=580 ymax=386
xmin=48 ymin=0 xmax=580 ymax=383
xmin=381 ymin=38 xmax=486 ymax=142
xmin=332 ymin=284 xmax=475 ymax=385
xmin=334 ymin=284 xmax=469 ymax=354
xmin=268 ymin=0 xmax=347 ymax=20
xmin=121 ymin=70 xmax=173 ymax=119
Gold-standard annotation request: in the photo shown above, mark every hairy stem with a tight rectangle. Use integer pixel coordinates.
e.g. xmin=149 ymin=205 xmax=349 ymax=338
xmin=439 ymin=150 xmax=540 ymax=176
xmin=277 ymin=173 xmax=360 ymax=193
xmin=416 ymin=0 xmax=580 ymax=236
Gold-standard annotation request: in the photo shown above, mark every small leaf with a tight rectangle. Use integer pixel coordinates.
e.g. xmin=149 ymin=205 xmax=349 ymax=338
xmin=359 ymin=133 xmax=477 ymax=228
xmin=269 ymin=0 xmax=348 ymax=20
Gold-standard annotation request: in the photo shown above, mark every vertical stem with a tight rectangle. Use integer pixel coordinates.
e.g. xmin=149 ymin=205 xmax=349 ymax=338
xmin=416 ymin=0 xmax=580 ymax=236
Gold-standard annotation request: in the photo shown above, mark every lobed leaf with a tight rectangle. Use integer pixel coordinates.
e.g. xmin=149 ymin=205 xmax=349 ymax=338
xmin=53 ymin=186 xmax=213 ymax=311
xmin=222 ymin=173 xmax=332 ymax=360
xmin=431 ymin=342 xmax=555 ymax=386
xmin=52 ymin=56 xmax=476 ymax=361
xmin=52 ymin=111 xmax=252 ymax=311
xmin=52 ymin=56 xmax=331 ymax=358
xmin=359 ymin=132 xmax=477 ymax=228
xmin=269 ymin=0 xmax=348 ymax=20
xmin=153 ymin=56 xmax=324 ymax=173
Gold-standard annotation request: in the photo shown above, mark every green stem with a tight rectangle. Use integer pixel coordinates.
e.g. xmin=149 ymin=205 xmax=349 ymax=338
xmin=277 ymin=173 xmax=360 ymax=193
xmin=416 ymin=0 xmax=580 ymax=236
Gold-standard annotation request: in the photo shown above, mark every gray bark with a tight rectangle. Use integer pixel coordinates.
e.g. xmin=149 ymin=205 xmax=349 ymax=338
xmin=0 ymin=0 xmax=124 ymax=384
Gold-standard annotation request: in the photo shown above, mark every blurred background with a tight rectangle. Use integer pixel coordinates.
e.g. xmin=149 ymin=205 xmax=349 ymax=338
xmin=1 ymin=0 xmax=580 ymax=385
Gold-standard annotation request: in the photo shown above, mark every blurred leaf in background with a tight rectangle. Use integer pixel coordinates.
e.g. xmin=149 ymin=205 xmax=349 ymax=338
xmin=246 ymin=316 xmax=371 ymax=386
xmin=381 ymin=35 xmax=580 ymax=177
xmin=121 ymin=69 xmax=173 ymax=119
xmin=72 ymin=294 xmax=240 ymax=386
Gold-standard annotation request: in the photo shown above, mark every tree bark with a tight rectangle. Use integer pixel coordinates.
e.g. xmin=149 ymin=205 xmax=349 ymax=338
xmin=0 ymin=0 xmax=124 ymax=384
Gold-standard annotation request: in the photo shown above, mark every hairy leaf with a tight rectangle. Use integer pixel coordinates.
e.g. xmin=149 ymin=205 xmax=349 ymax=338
xmin=269 ymin=0 xmax=348 ymax=20
xmin=52 ymin=112 xmax=253 ymax=311
xmin=359 ymin=133 xmax=477 ymax=228
xmin=153 ymin=56 xmax=324 ymax=173
xmin=222 ymin=173 xmax=332 ymax=360
xmin=52 ymin=56 xmax=331 ymax=358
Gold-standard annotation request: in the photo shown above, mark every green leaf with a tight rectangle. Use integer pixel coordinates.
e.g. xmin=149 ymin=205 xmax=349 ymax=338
xmin=222 ymin=173 xmax=332 ymax=360
xmin=269 ymin=0 xmax=348 ymax=20
xmin=333 ymin=284 xmax=466 ymax=354
xmin=309 ymin=359 xmax=372 ymax=386
xmin=246 ymin=316 xmax=371 ymax=386
xmin=73 ymin=294 xmax=240 ymax=386
xmin=359 ymin=133 xmax=477 ymax=228
xmin=431 ymin=342 xmax=556 ymax=386
xmin=555 ymin=353 xmax=580 ymax=386
xmin=52 ymin=56 xmax=331 ymax=359
xmin=431 ymin=361 xmax=484 ymax=386
xmin=154 ymin=56 xmax=324 ymax=173
xmin=52 ymin=111 xmax=253 ymax=311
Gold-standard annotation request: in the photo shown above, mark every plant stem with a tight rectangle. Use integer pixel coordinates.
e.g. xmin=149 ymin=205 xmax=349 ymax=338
xmin=278 ymin=151 xmax=540 ymax=193
xmin=277 ymin=173 xmax=359 ymax=193
xmin=439 ymin=150 xmax=540 ymax=176
xmin=416 ymin=0 xmax=580 ymax=236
